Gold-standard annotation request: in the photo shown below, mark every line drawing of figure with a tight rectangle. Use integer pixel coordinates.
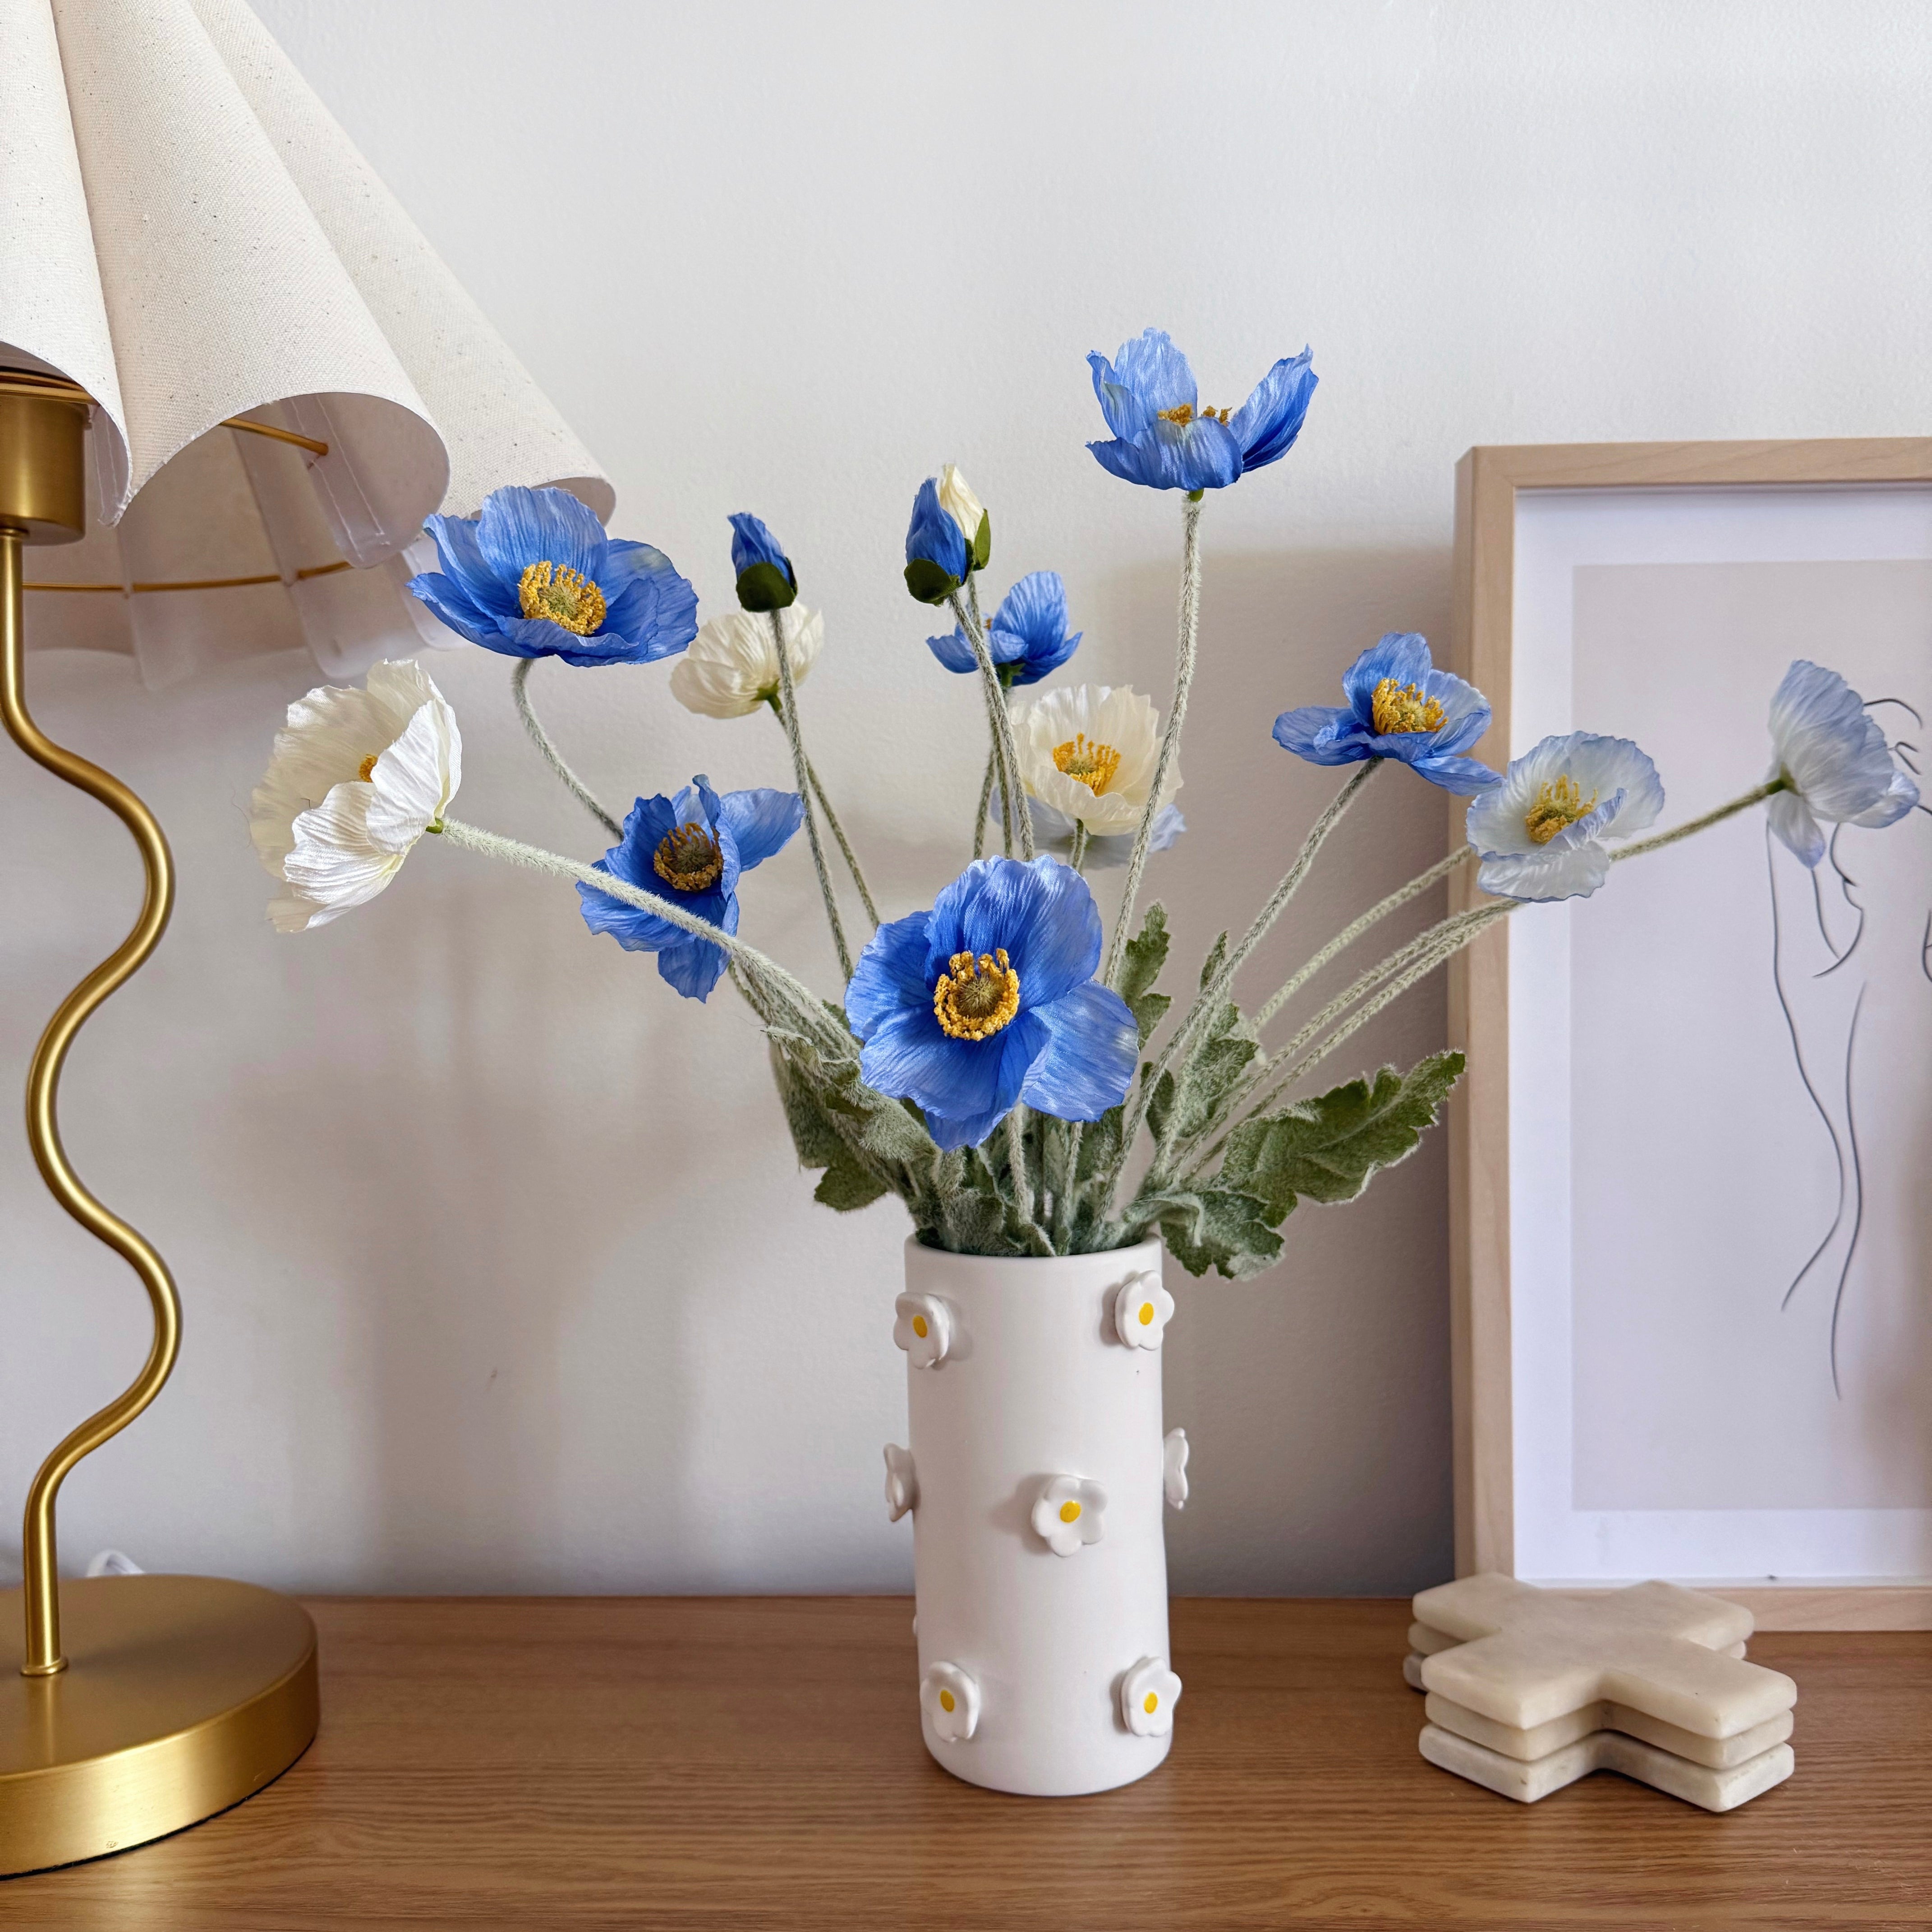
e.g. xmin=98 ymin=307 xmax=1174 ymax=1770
xmin=1767 ymin=699 xmax=1931 ymax=1397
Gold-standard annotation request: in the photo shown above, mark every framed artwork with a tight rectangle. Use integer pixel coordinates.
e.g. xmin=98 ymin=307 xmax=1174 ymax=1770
xmin=1446 ymin=440 xmax=1932 ymax=1630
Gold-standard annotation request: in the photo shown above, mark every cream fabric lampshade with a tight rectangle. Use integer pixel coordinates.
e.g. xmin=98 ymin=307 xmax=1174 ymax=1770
xmin=0 ymin=0 xmax=612 ymax=686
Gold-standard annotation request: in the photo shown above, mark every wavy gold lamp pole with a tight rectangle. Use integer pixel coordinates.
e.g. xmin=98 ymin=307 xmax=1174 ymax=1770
xmin=0 ymin=379 xmax=319 ymax=1876
xmin=1 ymin=518 xmax=181 ymax=1678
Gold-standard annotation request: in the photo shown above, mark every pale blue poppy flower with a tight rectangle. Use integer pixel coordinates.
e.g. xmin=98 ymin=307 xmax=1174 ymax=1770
xmin=1273 ymin=632 xmax=1501 ymax=795
xmin=410 ymin=485 xmax=698 ymax=667
xmin=1765 ymin=660 xmax=1920 ymax=867
xmin=1086 ymin=330 xmax=1316 ymax=492
xmin=578 ymin=776 xmax=802 ymax=1000
xmin=927 ymin=571 xmax=1082 ymax=685
xmin=845 ymin=856 xmax=1136 ymax=1152
xmin=1466 ymin=733 xmax=1665 ymax=901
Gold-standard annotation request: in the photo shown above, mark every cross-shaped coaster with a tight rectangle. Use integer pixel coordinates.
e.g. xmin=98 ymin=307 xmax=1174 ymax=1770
xmin=1424 ymin=1690 xmax=1794 ymax=1771
xmin=1408 ymin=1621 xmax=1747 ymax=1662
xmin=1413 ymin=1574 xmax=1795 ymax=1738
xmin=1420 ymin=1721 xmax=1794 ymax=1812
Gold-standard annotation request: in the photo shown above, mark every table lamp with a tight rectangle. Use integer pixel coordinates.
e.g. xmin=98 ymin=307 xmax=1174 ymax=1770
xmin=0 ymin=0 xmax=610 ymax=1872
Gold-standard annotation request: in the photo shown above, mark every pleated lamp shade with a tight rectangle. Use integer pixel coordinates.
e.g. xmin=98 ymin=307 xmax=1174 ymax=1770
xmin=0 ymin=0 xmax=612 ymax=685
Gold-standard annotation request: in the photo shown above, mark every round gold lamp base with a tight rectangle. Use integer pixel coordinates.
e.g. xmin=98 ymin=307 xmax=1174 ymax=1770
xmin=0 ymin=1574 xmax=317 ymax=1875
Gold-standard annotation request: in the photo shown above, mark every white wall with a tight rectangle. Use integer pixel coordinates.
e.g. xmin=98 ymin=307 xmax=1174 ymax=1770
xmin=3 ymin=0 xmax=1927 ymax=1597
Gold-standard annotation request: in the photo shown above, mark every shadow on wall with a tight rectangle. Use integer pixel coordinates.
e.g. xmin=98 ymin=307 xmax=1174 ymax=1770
xmin=0 ymin=538 xmax=1467 ymax=1598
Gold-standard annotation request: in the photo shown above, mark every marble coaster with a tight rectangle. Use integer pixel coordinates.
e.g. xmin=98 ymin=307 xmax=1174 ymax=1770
xmin=1419 ymin=1721 xmax=1794 ymax=1812
xmin=1425 ymin=1690 xmax=1794 ymax=1770
xmin=1403 ymin=1651 xmax=1426 ymax=1691
xmin=1409 ymin=1619 xmax=1746 ymax=1663
xmin=1413 ymin=1574 xmax=1794 ymax=1738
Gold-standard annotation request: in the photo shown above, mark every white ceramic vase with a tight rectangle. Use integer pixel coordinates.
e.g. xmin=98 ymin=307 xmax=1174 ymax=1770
xmin=890 ymin=1236 xmax=1185 ymax=1797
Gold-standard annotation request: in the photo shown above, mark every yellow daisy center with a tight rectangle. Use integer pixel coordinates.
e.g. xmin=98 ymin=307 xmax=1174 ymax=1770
xmin=518 ymin=559 xmax=607 ymax=636
xmin=938 ymin=1688 xmax=956 ymax=1713
xmin=1371 ymin=677 xmax=1446 ymax=736
xmin=357 ymin=752 xmax=379 ymax=782
xmin=653 ymin=823 xmax=724 ymax=892
xmin=1059 ymin=1500 xmax=1082 ymax=1524
xmin=1144 ymin=1691 xmax=1160 ymax=1714
xmin=1138 ymin=1301 xmax=1155 ymax=1326
xmin=1155 ymin=403 xmax=1232 ymax=426
xmin=911 ymin=1315 xmax=928 ymax=1339
xmin=933 ymin=948 xmax=1021 ymax=1041
xmin=1524 ymin=774 xmax=1599 ymax=846
xmin=1053 ymin=734 xmax=1123 ymax=796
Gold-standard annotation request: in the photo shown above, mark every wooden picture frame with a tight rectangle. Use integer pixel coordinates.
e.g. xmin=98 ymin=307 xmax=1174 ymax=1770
xmin=1446 ymin=439 xmax=1932 ymax=1631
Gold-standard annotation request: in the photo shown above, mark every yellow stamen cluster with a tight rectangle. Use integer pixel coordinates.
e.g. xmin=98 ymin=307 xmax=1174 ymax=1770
xmin=1524 ymin=774 xmax=1599 ymax=845
xmin=1155 ymin=402 xmax=1232 ymax=426
xmin=933 ymin=948 xmax=1021 ymax=1042
xmin=519 ymin=559 xmax=607 ymax=636
xmin=653 ymin=823 xmax=724 ymax=892
xmin=357 ymin=752 xmax=380 ymax=782
xmin=1371 ymin=677 xmax=1447 ymax=737
xmin=1052 ymin=733 xmax=1123 ymax=796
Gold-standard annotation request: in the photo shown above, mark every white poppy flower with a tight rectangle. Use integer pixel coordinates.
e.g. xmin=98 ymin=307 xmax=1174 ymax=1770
xmin=251 ymin=659 xmax=461 ymax=934
xmin=668 ymin=605 xmax=823 ymax=719
xmin=937 ymin=465 xmax=985 ymax=544
xmin=1465 ymin=731 xmax=1663 ymax=902
xmin=1164 ymin=1427 xmax=1190 ymax=1510
xmin=921 ymin=1661 xmax=980 ymax=1742
xmin=1122 ymin=1655 xmax=1182 ymax=1737
xmin=1112 ymin=1271 xmax=1175 ymax=1349
xmin=892 ymin=1293 xmax=953 ymax=1369
xmin=1015 ymin=684 xmax=1178 ymax=837
xmin=1031 ymin=1474 xmax=1107 ymax=1557
xmin=1765 ymin=659 xmax=1920 ymax=867
xmin=883 ymin=1444 xmax=918 ymax=1522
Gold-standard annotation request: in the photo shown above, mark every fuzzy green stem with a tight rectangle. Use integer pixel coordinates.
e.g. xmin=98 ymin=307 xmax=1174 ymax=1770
xmin=973 ymin=742 xmax=997 ymax=861
xmin=1069 ymin=822 xmax=1090 ymax=874
xmin=804 ymin=754 xmax=879 ymax=929
xmin=1612 ymin=779 xmax=1786 ymax=864
xmin=510 ymin=658 xmax=622 ymax=840
xmin=1104 ymin=492 xmax=1202 ymax=989
xmin=769 ymin=612 xmax=852 ymax=981
xmin=951 ymin=590 xmax=1032 ymax=860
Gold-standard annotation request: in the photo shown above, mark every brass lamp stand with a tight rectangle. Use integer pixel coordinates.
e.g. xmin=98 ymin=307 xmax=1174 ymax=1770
xmin=0 ymin=376 xmax=317 ymax=1874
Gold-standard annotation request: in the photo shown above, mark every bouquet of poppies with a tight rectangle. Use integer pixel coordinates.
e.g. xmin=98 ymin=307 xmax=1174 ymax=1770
xmin=251 ymin=330 xmax=1921 ymax=1275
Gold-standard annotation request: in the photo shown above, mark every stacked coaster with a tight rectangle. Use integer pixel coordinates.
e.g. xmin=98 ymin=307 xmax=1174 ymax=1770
xmin=1406 ymin=1574 xmax=1796 ymax=1812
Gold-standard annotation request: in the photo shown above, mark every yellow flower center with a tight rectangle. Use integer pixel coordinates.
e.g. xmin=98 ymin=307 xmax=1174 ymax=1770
xmin=1144 ymin=1692 xmax=1159 ymax=1714
xmin=1059 ymin=1500 xmax=1082 ymax=1524
xmin=1053 ymin=734 xmax=1123 ymax=796
xmin=357 ymin=753 xmax=379 ymax=782
xmin=1155 ymin=403 xmax=1232 ymax=426
xmin=933 ymin=948 xmax=1021 ymax=1041
xmin=911 ymin=1315 xmax=928 ymax=1339
xmin=653 ymin=823 xmax=724 ymax=892
xmin=518 ymin=559 xmax=607 ymax=635
xmin=1524 ymin=774 xmax=1599 ymax=846
xmin=938 ymin=1688 xmax=956 ymax=1713
xmin=1138 ymin=1301 xmax=1155 ymax=1326
xmin=1371 ymin=677 xmax=1446 ymax=736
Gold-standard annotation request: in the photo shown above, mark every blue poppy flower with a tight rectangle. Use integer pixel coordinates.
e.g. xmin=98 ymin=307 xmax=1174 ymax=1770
xmin=728 ymin=512 xmax=797 ymax=612
xmin=903 ymin=477 xmax=972 ymax=605
xmin=1272 ymin=632 xmax=1501 ymax=795
xmin=1765 ymin=660 xmax=1920 ymax=867
xmin=926 ymin=571 xmax=1082 ymax=685
xmin=1086 ymin=330 xmax=1317 ymax=492
xmin=1466 ymin=732 xmax=1664 ymax=901
xmin=409 ymin=484 xmax=699 ymax=667
xmin=578 ymin=775 xmax=803 ymax=1000
xmin=845 ymin=856 xmax=1137 ymax=1153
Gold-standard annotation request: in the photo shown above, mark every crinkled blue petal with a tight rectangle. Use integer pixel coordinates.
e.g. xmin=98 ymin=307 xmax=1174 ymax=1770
xmin=1852 ymin=768 xmax=1919 ymax=828
xmin=1402 ymin=750 xmax=1504 ymax=795
xmin=1766 ymin=790 xmax=1828 ymax=868
xmin=1230 ymin=349 xmax=1317 ymax=470
xmin=1007 ymin=626 xmax=1080 ymax=685
xmin=991 ymin=570 xmax=1079 ymax=683
xmin=477 ymin=485 xmax=606 ymax=584
xmin=925 ymin=626 xmax=983 ymax=674
xmin=846 ymin=912 xmax=934 ymax=1041
xmin=655 ymin=912 xmax=733 ymax=1001
xmin=1021 ymin=981 xmax=1137 ymax=1122
xmin=860 ymin=1007 xmax=1049 ymax=1153
xmin=423 ymin=512 xmax=519 ymax=616
xmin=928 ymin=856 xmax=1099 ymax=1008
xmin=1086 ymin=416 xmax=1242 ymax=492
xmin=1272 ymin=704 xmax=1375 ymax=765
xmin=406 ymin=570 xmax=506 ymax=646
xmin=602 ymin=562 xmax=699 ymax=660
xmin=727 ymin=513 xmax=789 ymax=578
xmin=1340 ymin=633 xmax=1434 ymax=720
xmin=716 ymin=787 xmax=803 ymax=872
xmin=1478 ymin=842 xmax=1613 ymax=903
xmin=1104 ymin=330 xmax=1198 ymax=416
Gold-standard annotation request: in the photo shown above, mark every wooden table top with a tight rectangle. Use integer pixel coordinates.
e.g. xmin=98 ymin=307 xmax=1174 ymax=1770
xmin=2 ymin=1596 xmax=1927 ymax=1929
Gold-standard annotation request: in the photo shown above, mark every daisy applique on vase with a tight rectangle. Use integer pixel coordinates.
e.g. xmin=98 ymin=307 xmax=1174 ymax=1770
xmin=1112 ymin=1272 xmax=1174 ymax=1348
xmin=893 ymin=1292 xmax=953 ymax=1368
xmin=1121 ymin=1656 xmax=1182 ymax=1737
xmin=1163 ymin=1428 xmax=1190 ymax=1510
xmin=1031 ymin=1475 xmax=1107 ymax=1556
xmin=921 ymin=1663 xmax=980 ymax=1743
xmin=883 ymin=1444 xmax=918 ymax=1522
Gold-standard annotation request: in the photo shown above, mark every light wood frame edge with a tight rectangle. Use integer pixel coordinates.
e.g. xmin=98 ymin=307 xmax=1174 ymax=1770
xmin=1445 ymin=437 xmax=1932 ymax=1628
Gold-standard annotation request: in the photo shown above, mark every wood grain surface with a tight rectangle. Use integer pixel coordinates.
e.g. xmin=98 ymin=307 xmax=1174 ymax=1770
xmin=1 ymin=1597 xmax=1927 ymax=1930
